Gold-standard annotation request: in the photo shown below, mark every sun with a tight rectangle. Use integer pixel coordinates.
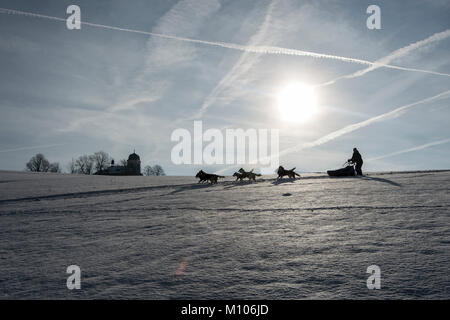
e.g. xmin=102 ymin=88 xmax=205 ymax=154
xmin=277 ymin=83 xmax=318 ymax=123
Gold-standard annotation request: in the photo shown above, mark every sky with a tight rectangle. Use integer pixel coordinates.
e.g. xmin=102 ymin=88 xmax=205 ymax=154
xmin=0 ymin=0 xmax=449 ymax=175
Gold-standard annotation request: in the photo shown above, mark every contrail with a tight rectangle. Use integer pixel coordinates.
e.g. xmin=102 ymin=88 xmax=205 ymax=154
xmin=1 ymin=7 xmax=449 ymax=77
xmin=367 ymin=138 xmax=450 ymax=161
xmin=277 ymin=89 xmax=450 ymax=157
xmin=318 ymin=29 xmax=450 ymax=87
xmin=0 ymin=144 xmax=65 ymax=153
xmin=191 ymin=0 xmax=278 ymax=120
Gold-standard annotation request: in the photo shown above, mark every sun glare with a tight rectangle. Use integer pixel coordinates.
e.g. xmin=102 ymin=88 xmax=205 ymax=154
xmin=277 ymin=83 xmax=318 ymax=123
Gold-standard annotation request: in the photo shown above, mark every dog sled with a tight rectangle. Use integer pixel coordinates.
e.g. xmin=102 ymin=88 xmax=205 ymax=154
xmin=327 ymin=162 xmax=356 ymax=177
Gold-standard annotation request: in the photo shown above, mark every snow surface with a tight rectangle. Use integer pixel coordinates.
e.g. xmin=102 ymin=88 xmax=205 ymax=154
xmin=0 ymin=170 xmax=449 ymax=299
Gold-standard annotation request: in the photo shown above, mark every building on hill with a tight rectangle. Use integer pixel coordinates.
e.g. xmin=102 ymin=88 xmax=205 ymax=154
xmin=96 ymin=151 xmax=142 ymax=176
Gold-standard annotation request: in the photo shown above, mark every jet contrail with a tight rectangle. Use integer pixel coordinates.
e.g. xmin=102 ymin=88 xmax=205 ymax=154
xmin=1 ymin=7 xmax=449 ymax=77
xmin=318 ymin=29 xmax=450 ymax=87
xmin=367 ymin=138 xmax=450 ymax=161
xmin=277 ymin=89 xmax=450 ymax=157
xmin=191 ymin=0 xmax=279 ymax=120
xmin=0 ymin=144 xmax=65 ymax=153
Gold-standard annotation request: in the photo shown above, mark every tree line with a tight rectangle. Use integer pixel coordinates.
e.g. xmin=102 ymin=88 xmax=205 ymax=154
xmin=26 ymin=152 xmax=165 ymax=176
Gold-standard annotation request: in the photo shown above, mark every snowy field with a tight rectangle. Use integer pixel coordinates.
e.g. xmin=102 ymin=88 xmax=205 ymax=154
xmin=0 ymin=170 xmax=449 ymax=299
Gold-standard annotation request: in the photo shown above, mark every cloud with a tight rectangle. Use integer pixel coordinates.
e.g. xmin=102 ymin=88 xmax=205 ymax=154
xmin=318 ymin=29 xmax=450 ymax=87
xmin=109 ymin=82 xmax=171 ymax=112
xmin=2 ymin=7 xmax=449 ymax=78
xmin=367 ymin=138 xmax=450 ymax=161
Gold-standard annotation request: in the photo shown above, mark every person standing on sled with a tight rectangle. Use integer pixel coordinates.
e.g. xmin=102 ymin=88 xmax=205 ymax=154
xmin=348 ymin=147 xmax=363 ymax=175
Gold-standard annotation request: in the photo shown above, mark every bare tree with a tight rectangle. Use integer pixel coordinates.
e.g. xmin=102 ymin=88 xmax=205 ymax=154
xmin=67 ymin=158 xmax=77 ymax=174
xmin=92 ymin=151 xmax=111 ymax=172
xmin=49 ymin=162 xmax=61 ymax=173
xmin=26 ymin=154 xmax=50 ymax=172
xmin=152 ymin=165 xmax=166 ymax=176
xmin=75 ymin=155 xmax=95 ymax=175
xmin=119 ymin=159 xmax=127 ymax=166
xmin=143 ymin=165 xmax=155 ymax=176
